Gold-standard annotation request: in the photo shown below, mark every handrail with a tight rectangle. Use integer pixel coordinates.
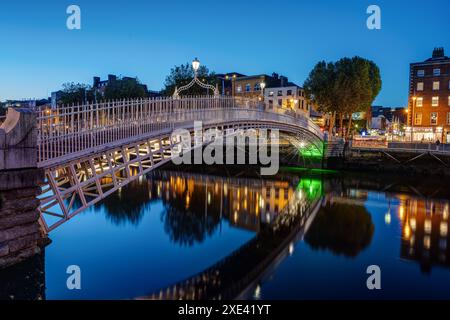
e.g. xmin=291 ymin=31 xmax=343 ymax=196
xmin=37 ymin=97 xmax=323 ymax=166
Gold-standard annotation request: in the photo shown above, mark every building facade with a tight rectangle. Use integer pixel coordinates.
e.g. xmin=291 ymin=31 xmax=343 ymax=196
xmin=407 ymin=48 xmax=450 ymax=142
xmin=264 ymin=85 xmax=310 ymax=117
xmin=232 ymin=73 xmax=290 ymax=99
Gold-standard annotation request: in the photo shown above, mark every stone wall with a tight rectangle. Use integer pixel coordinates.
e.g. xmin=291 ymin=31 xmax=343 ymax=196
xmin=0 ymin=169 xmax=45 ymax=269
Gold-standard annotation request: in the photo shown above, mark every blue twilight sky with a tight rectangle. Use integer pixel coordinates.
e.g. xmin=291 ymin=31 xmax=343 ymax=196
xmin=0 ymin=0 xmax=449 ymax=106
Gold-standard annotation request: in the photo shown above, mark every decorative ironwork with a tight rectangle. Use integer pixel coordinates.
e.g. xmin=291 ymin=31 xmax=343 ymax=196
xmin=173 ymin=58 xmax=220 ymax=98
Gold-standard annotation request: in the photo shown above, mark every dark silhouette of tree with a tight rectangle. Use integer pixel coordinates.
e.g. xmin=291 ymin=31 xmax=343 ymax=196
xmin=305 ymin=203 xmax=374 ymax=257
xmin=103 ymin=77 xmax=148 ymax=100
xmin=59 ymin=82 xmax=95 ymax=105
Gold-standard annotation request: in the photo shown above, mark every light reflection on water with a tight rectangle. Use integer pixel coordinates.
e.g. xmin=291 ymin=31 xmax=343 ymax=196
xmin=1 ymin=167 xmax=450 ymax=300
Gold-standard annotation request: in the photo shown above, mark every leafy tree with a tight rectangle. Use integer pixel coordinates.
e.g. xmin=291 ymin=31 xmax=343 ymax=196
xmin=163 ymin=62 xmax=218 ymax=96
xmin=59 ymin=82 xmax=94 ymax=105
xmin=304 ymin=57 xmax=381 ymax=137
xmin=103 ymin=77 xmax=148 ymax=100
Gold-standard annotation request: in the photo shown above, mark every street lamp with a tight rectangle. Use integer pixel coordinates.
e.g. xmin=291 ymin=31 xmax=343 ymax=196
xmin=260 ymin=82 xmax=266 ymax=100
xmin=192 ymin=58 xmax=200 ymax=75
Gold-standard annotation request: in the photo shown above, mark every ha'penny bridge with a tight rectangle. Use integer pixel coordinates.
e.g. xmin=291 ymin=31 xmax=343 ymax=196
xmin=0 ymin=96 xmax=324 ymax=233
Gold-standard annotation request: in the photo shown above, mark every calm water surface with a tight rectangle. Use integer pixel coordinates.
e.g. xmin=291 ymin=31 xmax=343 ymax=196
xmin=2 ymin=167 xmax=450 ymax=300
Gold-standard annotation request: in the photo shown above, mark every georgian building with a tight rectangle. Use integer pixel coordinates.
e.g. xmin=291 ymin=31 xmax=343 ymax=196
xmin=264 ymin=85 xmax=310 ymax=117
xmin=407 ymin=48 xmax=450 ymax=142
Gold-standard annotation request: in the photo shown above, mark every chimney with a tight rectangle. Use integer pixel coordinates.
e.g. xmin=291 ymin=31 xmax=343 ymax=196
xmin=272 ymin=72 xmax=279 ymax=80
xmin=432 ymin=47 xmax=444 ymax=59
xmin=108 ymin=74 xmax=117 ymax=83
xmin=280 ymin=76 xmax=288 ymax=87
xmin=93 ymin=77 xmax=100 ymax=88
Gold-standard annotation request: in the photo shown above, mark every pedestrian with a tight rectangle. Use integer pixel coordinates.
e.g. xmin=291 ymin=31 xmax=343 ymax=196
xmin=436 ymin=139 xmax=441 ymax=151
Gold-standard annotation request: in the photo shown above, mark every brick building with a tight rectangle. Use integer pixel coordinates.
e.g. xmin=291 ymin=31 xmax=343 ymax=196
xmin=407 ymin=48 xmax=450 ymax=142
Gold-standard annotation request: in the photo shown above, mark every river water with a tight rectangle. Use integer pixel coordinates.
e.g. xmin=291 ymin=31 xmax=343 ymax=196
xmin=1 ymin=166 xmax=450 ymax=300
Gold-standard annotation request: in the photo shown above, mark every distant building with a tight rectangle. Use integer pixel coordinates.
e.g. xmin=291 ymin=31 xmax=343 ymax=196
xmin=216 ymin=73 xmax=246 ymax=96
xmin=371 ymin=115 xmax=389 ymax=130
xmin=264 ymin=84 xmax=310 ymax=117
xmin=407 ymin=47 xmax=450 ymax=142
xmin=232 ymin=73 xmax=290 ymax=99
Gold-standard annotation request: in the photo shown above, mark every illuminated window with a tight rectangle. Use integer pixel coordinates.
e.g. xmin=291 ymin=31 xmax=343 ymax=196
xmin=433 ymin=81 xmax=440 ymax=90
xmin=415 ymin=113 xmax=422 ymax=125
xmin=417 ymin=82 xmax=424 ymax=91
xmin=432 ymin=97 xmax=439 ymax=107
xmin=447 ymin=113 xmax=450 ymax=125
xmin=237 ymin=85 xmax=242 ymax=93
xmin=431 ymin=112 xmax=438 ymax=125
xmin=268 ymin=91 xmax=274 ymax=97
xmin=448 ymin=96 xmax=450 ymax=106
xmin=433 ymin=68 xmax=441 ymax=76
xmin=416 ymin=97 xmax=423 ymax=107
xmin=417 ymin=70 xmax=425 ymax=77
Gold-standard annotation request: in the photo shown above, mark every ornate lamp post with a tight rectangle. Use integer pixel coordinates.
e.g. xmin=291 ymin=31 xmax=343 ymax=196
xmin=173 ymin=58 xmax=219 ymax=98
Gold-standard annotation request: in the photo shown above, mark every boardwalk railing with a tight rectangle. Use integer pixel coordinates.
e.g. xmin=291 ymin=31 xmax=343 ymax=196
xmin=37 ymin=96 xmax=323 ymax=167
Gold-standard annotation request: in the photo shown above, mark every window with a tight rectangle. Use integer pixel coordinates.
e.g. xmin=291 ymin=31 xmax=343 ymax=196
xmin=433 ymin=81 xmax=440 ymax=90
xmin=415 ymin=113 xmax=422 ymax=125
xmin=448 ymin=96 xmax=450 ymax=106
xmin=432 ymin=96 xmax=439 ymax=107
xmin=430 ymin=112 xmax=438 ymax=125
xmin=287 ymin=90 xmax=293 ymax=96
xmin=416 ymin=97 xmax=423 ymax=107
xmin=268 ymin=100 xmax=273 ymax=109
xmin=433 ymin=68 xmax=441 ymax=76
xmin=417 ymin=82 xmax=424 ymax=91
xmin=417 ymin=70 xmax=425 ymax=77
xmin=237 ymin=85 xmax=242 ymax=93
xmin=278 ymin=99 xmax=282 ymax=107
xmin=277 ymin=90 xmax=283 ymax=96
xmin=447 ymin=112 xmax=450 ymax=125
xmin=245 ymin=84 xmax=251 ymax=92
xmin=268 ymin=91 xmax=274 ymax=97
xmin=254 ymin=83 xmax=261 ymax=91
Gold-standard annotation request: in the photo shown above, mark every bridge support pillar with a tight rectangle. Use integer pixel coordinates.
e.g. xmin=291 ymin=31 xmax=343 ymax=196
xmin=0 ymin=169 xmax=46 ymax=269
xmin=0 ymin=108 xmax=38 ymax=171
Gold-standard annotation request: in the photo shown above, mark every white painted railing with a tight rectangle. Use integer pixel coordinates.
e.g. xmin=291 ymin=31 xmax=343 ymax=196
xmin=37 ymin=96 xmax=323 ymax=167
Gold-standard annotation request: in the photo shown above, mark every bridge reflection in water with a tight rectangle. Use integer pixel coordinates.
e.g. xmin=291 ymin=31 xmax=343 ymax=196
xmin=138 ymin=169 xmax=323 ymax=300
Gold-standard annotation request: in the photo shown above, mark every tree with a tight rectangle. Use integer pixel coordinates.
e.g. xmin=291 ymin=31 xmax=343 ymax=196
xmin=162 ymin=62 xmax=218 ymax=96
xmin=59 ymin=82 xmax=94 ymax=105
xmin=103 ymin=77 xmax=148 ymax=100
xmin=304 ymin=57 xmax=382 ymax=137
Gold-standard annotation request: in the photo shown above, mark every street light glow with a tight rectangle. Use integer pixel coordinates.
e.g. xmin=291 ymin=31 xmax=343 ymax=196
xmin=192 ymin=57 xmax=200 ymax=73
